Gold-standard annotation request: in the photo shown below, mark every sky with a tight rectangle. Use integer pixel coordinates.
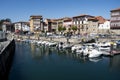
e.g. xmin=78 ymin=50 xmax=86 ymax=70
xmin=0 ymin=0 xmax=120 ymax=22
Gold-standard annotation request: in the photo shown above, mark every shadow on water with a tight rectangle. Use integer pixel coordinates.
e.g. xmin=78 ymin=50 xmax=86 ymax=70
xmin=109 ymin=55 xmax=120 ymax=71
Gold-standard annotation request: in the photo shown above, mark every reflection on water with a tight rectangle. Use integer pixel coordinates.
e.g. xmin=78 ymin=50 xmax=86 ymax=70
xmin=9 ymin=42 xmax=120 ymax=80
xmin=21 ymin=42 xmax=120 ymax=69
xmin=30 ymin=43 xmax=52 ymax=60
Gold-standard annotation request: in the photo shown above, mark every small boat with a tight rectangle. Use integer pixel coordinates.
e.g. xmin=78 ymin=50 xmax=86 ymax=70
xmin=47 ymin=42 xmax=57 ymax=47
xmin=88 ymin=49 xmax=102 ymax=58
xmin=56 ymin=42 xmax=64 ymax=49
xmin=71 ymin=44 xmax=82 ymax=53
xmin=98 ymin=46 xmax=110 ymax=51
xmin=62 ymin=43 xmax=73 ymax=49
xmin=76 ymin=47 xmax=83 ymax=54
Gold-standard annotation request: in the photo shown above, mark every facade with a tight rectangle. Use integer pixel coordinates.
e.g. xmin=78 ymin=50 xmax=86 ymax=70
xmin=110 ymin=8 xmax=120 ymax=34
xmin=44 ymin=18 xmax=63 ymax=33
xmin=14 ymin=22 xmax=30 ymax=34
xmin=73 ymin=14 xmax=98 ymax=35
xmin=63 ymin=17 xmax=72 ymax=32
xmin=87 ymin=18 xmax=98 ymax=35
xmin=96 ymin=16 xmax=110 ymax=34
xmin=110 ymin=8 xmax=120 ymax=29
xmin=44 ymin=19 xmax=57 ymax=32
xmin=30 ymin=15 xmax=43 ymax=32
xmin=44 ymin=17 xmax=72 ymax=33
xmin=98 ymin=20 xmax=110 ymax=34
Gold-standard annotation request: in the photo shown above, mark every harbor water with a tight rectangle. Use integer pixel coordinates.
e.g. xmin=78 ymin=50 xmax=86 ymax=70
xmin=9 ymin=42 xmax=120 ymax=80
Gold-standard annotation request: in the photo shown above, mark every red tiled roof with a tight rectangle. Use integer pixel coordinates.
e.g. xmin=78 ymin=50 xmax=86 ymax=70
xmin=88 ymin=17 xmax=98 ymax=21
xmin=73 ymin=14 xmax=94 ymax=18
xmin=63 ymin=17 xmax=72 ymax=22
xmin=95 ymin=16 xmax=106 ymax=24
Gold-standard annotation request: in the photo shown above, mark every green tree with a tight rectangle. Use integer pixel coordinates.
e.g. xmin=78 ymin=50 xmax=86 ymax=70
xmin=58 ymin=25 xmax=63 ymax=32
xmin=71 ymin=25 xmax=77 ymax=34
xmin=68 ymin=28 xmax=71 ymax=32
xmin=62 ymin=27 xmax=66 ymax=32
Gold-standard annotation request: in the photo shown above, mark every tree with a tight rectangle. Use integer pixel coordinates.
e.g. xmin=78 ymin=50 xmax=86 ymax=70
xmin=62 ymin=27 xmax=66 ymax=32
xmin=68 ymin=28 xmax=71 ymax=32
xmin=5 ymin=18 xmax=11 ymax=23
xmin=58 ymin=25 xmax=63 ymax=32
xmin=71 ymin=25 xmax=77 ymax=34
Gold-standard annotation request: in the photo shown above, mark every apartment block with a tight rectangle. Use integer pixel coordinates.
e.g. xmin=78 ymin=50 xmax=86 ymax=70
xmin=110 ymin=8 xmax=120 ymax=34
xmin=73 ymin=14 xmax=98 ymax=35
xmin=14 ymin=22 xmax=30 ymax=34
xmin=110 ymin=8 xmax=120 ymax=29
xmin=45 ymin=17 xmax=73 ymax=33
xmin=63 ymin=17 xmax=72 ymax=32
xmin=30 ymin=15 xmax=43 ymax=32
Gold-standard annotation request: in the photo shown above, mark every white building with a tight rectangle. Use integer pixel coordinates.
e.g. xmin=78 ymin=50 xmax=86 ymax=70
xmin=98 ymin=20 xmax=110 ymax=33
xmin=14 ymin=22 xmax=30 ymax=33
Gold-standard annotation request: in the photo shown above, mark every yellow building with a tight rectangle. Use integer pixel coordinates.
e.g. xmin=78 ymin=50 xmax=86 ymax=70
xmin=30 ymin=15 xmax=43 ymax=33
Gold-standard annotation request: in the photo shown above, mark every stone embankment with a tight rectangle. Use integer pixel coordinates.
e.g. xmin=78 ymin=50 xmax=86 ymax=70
xmin=14 ymin=34 xmax=120 ymax=44
xmin=14 ymin=35 xmax=80 ymax=44
xmin=0 ymin=36 xmax=15 ymax=80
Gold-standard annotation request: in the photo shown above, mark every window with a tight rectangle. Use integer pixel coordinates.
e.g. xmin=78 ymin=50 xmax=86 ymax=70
xmin=111 ymin=12 xmax=119 ymax=16
xmin=74 ymin=22 xmax=75 ymax=25
xmin=114 ymin=24 xmax=116 ymax=27
xmin=77 ymin=21 xmax=78 ymax=24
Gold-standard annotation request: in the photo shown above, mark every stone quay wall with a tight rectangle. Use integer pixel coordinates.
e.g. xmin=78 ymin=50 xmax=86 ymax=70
xmin=0 ymin=39 xmax=15 ymax=80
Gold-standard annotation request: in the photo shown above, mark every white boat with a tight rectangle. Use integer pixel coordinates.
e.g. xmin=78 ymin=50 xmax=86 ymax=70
xmin=41 ymin=41 xmax=48 ymax=45
xmin=62 ymin=43 xmax=73 ymax=49
xmin=88 ymin=49 xmax=102 ymax=58
xmin=101 ymin=51 xmax=110 ymax=56
xmin=37 ymin=40 xmax=43 ymax=45
xmin=76 ymin=47 xmax=83 ymax=54
xmin=98 ymin=46 xmax=110 ymax=51
xmin=71 ymin=44 xmax=82 ymax=52
xmin=82 ymin=44 xmax=94 ymax=56
xmin=56 ymin=42 xmax=64 ymax=49
xmin=47 ymin=42 xmax=57 ymax=47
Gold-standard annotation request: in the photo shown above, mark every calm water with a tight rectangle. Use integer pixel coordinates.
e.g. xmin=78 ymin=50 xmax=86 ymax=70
xmin=9 ymin=42 xmax=120 ymax=80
